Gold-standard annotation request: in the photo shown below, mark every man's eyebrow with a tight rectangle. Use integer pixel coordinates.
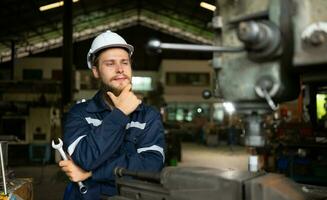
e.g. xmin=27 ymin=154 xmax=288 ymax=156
xmin=102 ymin=59 xmax=115 ymax=62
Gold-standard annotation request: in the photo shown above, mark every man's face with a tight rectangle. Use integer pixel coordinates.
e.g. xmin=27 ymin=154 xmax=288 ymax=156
xmin=92 ymin=48 xmax=132 ymax=95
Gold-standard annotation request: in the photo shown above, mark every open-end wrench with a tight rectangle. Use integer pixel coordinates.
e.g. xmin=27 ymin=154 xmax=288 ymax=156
xmin=52 ymin=138 xmax=88 ymax=194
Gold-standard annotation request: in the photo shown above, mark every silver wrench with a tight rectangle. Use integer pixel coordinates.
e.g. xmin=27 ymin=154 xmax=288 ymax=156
xmin=52 ymin=138 xmax=88 ymax=194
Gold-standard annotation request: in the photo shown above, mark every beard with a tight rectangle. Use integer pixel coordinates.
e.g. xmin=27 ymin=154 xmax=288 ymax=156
xmin=101 ymin=82 xmax=117 ymax=94
xmin=100 ymin=76 xmax=131 ymax=96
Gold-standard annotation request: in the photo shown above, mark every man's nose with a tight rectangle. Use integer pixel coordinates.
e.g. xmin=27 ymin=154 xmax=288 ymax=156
xmin=115 ymin=64 xmax=124 ymax=73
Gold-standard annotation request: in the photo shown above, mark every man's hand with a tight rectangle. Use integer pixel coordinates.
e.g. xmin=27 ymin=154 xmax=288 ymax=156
xmin=59 ymin=159 xmax=92 ymax=182
xmin=107 ymin=84 xmax=141 ymax=115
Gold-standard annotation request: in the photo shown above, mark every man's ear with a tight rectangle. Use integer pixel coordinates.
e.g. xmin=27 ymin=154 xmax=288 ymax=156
xmin=91 ymin=66 xmax=99 ymax=78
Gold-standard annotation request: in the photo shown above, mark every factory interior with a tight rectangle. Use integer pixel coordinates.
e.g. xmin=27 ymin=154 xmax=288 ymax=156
xmin=0 ymin=0 xmax=327 ymax=199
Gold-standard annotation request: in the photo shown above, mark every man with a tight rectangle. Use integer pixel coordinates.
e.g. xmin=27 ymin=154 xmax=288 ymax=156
xmin=59 ymin=30 xmax=166 ymax=199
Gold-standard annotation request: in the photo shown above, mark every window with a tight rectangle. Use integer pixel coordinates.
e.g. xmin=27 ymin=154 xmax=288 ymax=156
xmin=23 ymin=69 xmax=43 ymax=80
xmin=132 ymin=77 xmax=152 ymax=91
xmin=166 ymin=72 xmax=210 ymax=86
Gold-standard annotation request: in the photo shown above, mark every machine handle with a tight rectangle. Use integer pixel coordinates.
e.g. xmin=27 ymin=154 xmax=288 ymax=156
xmin=147 ymin=39 xmax=244 ymax=53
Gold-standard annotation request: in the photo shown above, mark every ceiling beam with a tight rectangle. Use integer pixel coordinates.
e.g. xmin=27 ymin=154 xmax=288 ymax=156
xmin=0 ymin=8 xmax=213 ymax=63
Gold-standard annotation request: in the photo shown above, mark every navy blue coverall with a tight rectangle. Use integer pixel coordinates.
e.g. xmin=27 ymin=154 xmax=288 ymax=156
xmin=62 ymin=91 xmax=165 ymax=199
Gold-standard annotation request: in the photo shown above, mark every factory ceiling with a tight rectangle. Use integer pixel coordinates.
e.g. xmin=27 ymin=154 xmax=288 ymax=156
xmin=0 ymin=0 xmax=215 ymax=68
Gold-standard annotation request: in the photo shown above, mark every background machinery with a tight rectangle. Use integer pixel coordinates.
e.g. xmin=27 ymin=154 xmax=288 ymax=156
xmin=110 ymin=0 xmax=327 ymax=199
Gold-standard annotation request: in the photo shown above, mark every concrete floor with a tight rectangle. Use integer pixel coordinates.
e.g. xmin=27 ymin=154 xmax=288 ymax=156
xmin=10 ymin=142 xmax=249 ymax=200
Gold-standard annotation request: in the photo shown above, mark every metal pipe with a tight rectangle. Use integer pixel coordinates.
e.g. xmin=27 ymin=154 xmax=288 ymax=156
xmin=114 ymin=167 xmax=161 ymax=182
xmin=0 ymin=142 xmax=7 ymax=195
xmin=147 ymin=39 xmax=244 ymax=53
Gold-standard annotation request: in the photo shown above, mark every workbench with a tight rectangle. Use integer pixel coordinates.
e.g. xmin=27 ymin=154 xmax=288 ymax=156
xmin=0 ymin=178 xmax=33 ymax=200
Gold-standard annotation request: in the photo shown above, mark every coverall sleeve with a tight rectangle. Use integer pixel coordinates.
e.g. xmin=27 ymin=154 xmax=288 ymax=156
xmin=91 ymin=111 xmax=166 ymax=181
xmin=63 ymin=108 xmax=130 ymax=171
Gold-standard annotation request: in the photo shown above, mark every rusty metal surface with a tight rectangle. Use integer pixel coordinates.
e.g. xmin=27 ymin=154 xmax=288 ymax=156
xmin=245 ymin=173 xmax=308 ymax=200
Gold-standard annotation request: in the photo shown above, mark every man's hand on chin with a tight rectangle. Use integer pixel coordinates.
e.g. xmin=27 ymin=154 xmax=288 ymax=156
xmin=107 ymin=84 xmax=141 ymax=115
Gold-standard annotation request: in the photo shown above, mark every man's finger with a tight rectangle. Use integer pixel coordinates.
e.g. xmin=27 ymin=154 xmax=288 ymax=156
xmin=126 ymin=84 xmax=132 ymax=91
xmin=59 ymin=160 xmax=70 ymax=167
xmin=120 ymin=84 xmax=132 ymax=96
xmin=107 ymin=91 xmax=116 ymax=102
xmin=59 ymin=161 xmax=64 ymax=167
xmin=61 ymin=167 xmax=71 ymax=172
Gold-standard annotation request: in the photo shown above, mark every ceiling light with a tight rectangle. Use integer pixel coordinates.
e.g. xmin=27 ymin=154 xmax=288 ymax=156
xmin=39 ymin=0 xmax=79 ymax=12
xmin=200 ymin=2 xmax=216 ymax=12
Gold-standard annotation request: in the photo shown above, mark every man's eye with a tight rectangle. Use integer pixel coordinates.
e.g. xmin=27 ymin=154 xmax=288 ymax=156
xmin=105 ymin=63 xmax=114 ymax=66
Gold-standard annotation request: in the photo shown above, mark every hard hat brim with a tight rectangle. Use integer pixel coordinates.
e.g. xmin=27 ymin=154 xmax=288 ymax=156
xmin=93 ymin=43 xmax=134 ymax=56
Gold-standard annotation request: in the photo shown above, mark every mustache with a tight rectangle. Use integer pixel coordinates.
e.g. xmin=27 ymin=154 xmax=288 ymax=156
xmin=110 ymin=74 xmax=130 ymax=82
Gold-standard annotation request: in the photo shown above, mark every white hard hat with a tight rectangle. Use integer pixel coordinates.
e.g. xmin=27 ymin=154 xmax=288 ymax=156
xmin=87 ymin=30 xmax=134 ymax=69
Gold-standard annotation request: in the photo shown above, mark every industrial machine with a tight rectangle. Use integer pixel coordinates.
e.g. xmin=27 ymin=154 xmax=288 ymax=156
xmin=110 ymin=167 xmax=327 ymax=200
xmin=149 ymin=0 xmax=327 ymax=148
xmin=111 ymin=0 xmax=327 ymax=199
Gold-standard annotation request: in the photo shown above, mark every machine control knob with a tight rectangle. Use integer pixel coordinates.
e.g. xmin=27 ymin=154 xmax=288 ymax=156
xmin=237 ymin=20 xmax=281 ymax=61
xmin=237 ymin=21 xmax=261 ymax=44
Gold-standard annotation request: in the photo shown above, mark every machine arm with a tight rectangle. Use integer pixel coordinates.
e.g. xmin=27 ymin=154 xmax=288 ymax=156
xmin=147 ymin=39 xmax=244 ymax=53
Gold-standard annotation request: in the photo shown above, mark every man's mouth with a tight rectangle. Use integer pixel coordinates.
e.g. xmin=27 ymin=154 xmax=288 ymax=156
xmin=112 ymin=75 xmax=128 ymax=81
